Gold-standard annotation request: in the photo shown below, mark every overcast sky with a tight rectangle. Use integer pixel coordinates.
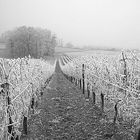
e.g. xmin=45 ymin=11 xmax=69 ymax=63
xmin=0 ymin=0 xmax=140 ymax=48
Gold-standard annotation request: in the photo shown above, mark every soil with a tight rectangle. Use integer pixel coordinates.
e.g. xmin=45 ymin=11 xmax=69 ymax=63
xmin=20 ymin=60 xmax=137 ymax=140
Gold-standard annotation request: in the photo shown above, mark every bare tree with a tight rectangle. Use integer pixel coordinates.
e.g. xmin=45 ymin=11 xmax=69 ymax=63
xmin=3 ymin=26 xmax=57 ymax=58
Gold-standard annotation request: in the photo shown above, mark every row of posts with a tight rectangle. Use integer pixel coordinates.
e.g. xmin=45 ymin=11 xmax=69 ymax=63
xmin=0 ymin=75 xmax=53 ymax=139
xmin=0 ymin=81 xmax=21 ymax=140
xmin=63 ymin=63 xmax=119 ymax=125
xmin=26 ymin=75 xmax=53 ymax=136
xmin=63 ymin=64 xmax=103 ymax=107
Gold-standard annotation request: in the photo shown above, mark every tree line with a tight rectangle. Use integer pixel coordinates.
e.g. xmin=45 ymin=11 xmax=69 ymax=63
xmin=0 ymin=26 xmax=57 ymax=58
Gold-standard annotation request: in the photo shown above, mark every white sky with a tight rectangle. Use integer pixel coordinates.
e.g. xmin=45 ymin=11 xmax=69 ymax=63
xmin=0 ymin=0 xmax=140 ymax=48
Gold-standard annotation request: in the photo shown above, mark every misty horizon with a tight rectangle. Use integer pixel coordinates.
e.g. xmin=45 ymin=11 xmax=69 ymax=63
xmin=0 ymin=0 xmax=140 ymax=49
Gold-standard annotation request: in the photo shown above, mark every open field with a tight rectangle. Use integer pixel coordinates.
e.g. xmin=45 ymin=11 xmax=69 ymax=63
xmin=0 ymin=43 xmax=6 ymax=49
xmin=55 ymin=46 xmax=122 ymax=56
xmin=0 ymin=43 xmax=11 ymax=58
xmin=55 ymin=46 xmax=85 ymax=54
xmin=0 ymin=48 xmax=11 ymax=58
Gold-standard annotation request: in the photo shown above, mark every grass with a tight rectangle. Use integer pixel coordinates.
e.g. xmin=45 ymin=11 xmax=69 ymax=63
xmin=20 ymin=61 xmax=137 ymax=140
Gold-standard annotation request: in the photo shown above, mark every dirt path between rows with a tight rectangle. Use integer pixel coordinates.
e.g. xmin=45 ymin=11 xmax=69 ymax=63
xmin=20 ymin=60 xmax=131 ymax=140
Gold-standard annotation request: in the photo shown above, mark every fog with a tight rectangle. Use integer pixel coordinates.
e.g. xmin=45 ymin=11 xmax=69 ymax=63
xmin=0 ymin=0 xmax=140 ymax=49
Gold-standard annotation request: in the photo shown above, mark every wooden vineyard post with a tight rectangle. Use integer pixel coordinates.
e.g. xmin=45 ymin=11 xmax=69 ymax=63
xmin=92 ymin=86 xmax=96 ymax=104
xmin=31 ymin=95 xmax=35 ymax=114
xmin=71 ymin=76 xmax=72 ymax=83
xmin=113 ymin=100 xmax=120 ymax=124
xmin=79 ymin=79 xmax=82 ymax=89
xmin=30 ymin=83 xmax=35 ymax=114
xmin=87 ymin=83 xmax=90 ymax=98
xmin=40 ymin=90 xmax=43 ymax=96
xmin=122 ymin=52 xmax=127 ymax=83
xmin=23 ymin=115 xmax=28 ymax=135
xmin=137 ymin=129 xmax=140 ymax=140
xmin=75 ymin=66 xmax=78 ymax=86
xmin=113 ymin=103 xmax=118 ymax=124
xmin=2 ymin=81 xmax=19 ymax=140
xmin=120 ymin=52 xmax=128 ymax=96
xmin=101 ymin=92 xmax=104 ymax=112
xmin=82 ymin=64 xmax=85 ymax=94
xmin=2 ymin=80 xmax=15 ymax=140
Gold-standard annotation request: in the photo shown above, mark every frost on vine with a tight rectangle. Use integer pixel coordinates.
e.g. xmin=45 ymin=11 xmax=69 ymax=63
xmin=0 ymin=57 xmax=56 ymax=139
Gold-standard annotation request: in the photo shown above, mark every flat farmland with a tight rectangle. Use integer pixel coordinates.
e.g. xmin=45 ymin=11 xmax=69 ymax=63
xmin=55 ymin=46 xmax=121 ymax=57
xmin=0 ymin=43 xmax=11 ymax=58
